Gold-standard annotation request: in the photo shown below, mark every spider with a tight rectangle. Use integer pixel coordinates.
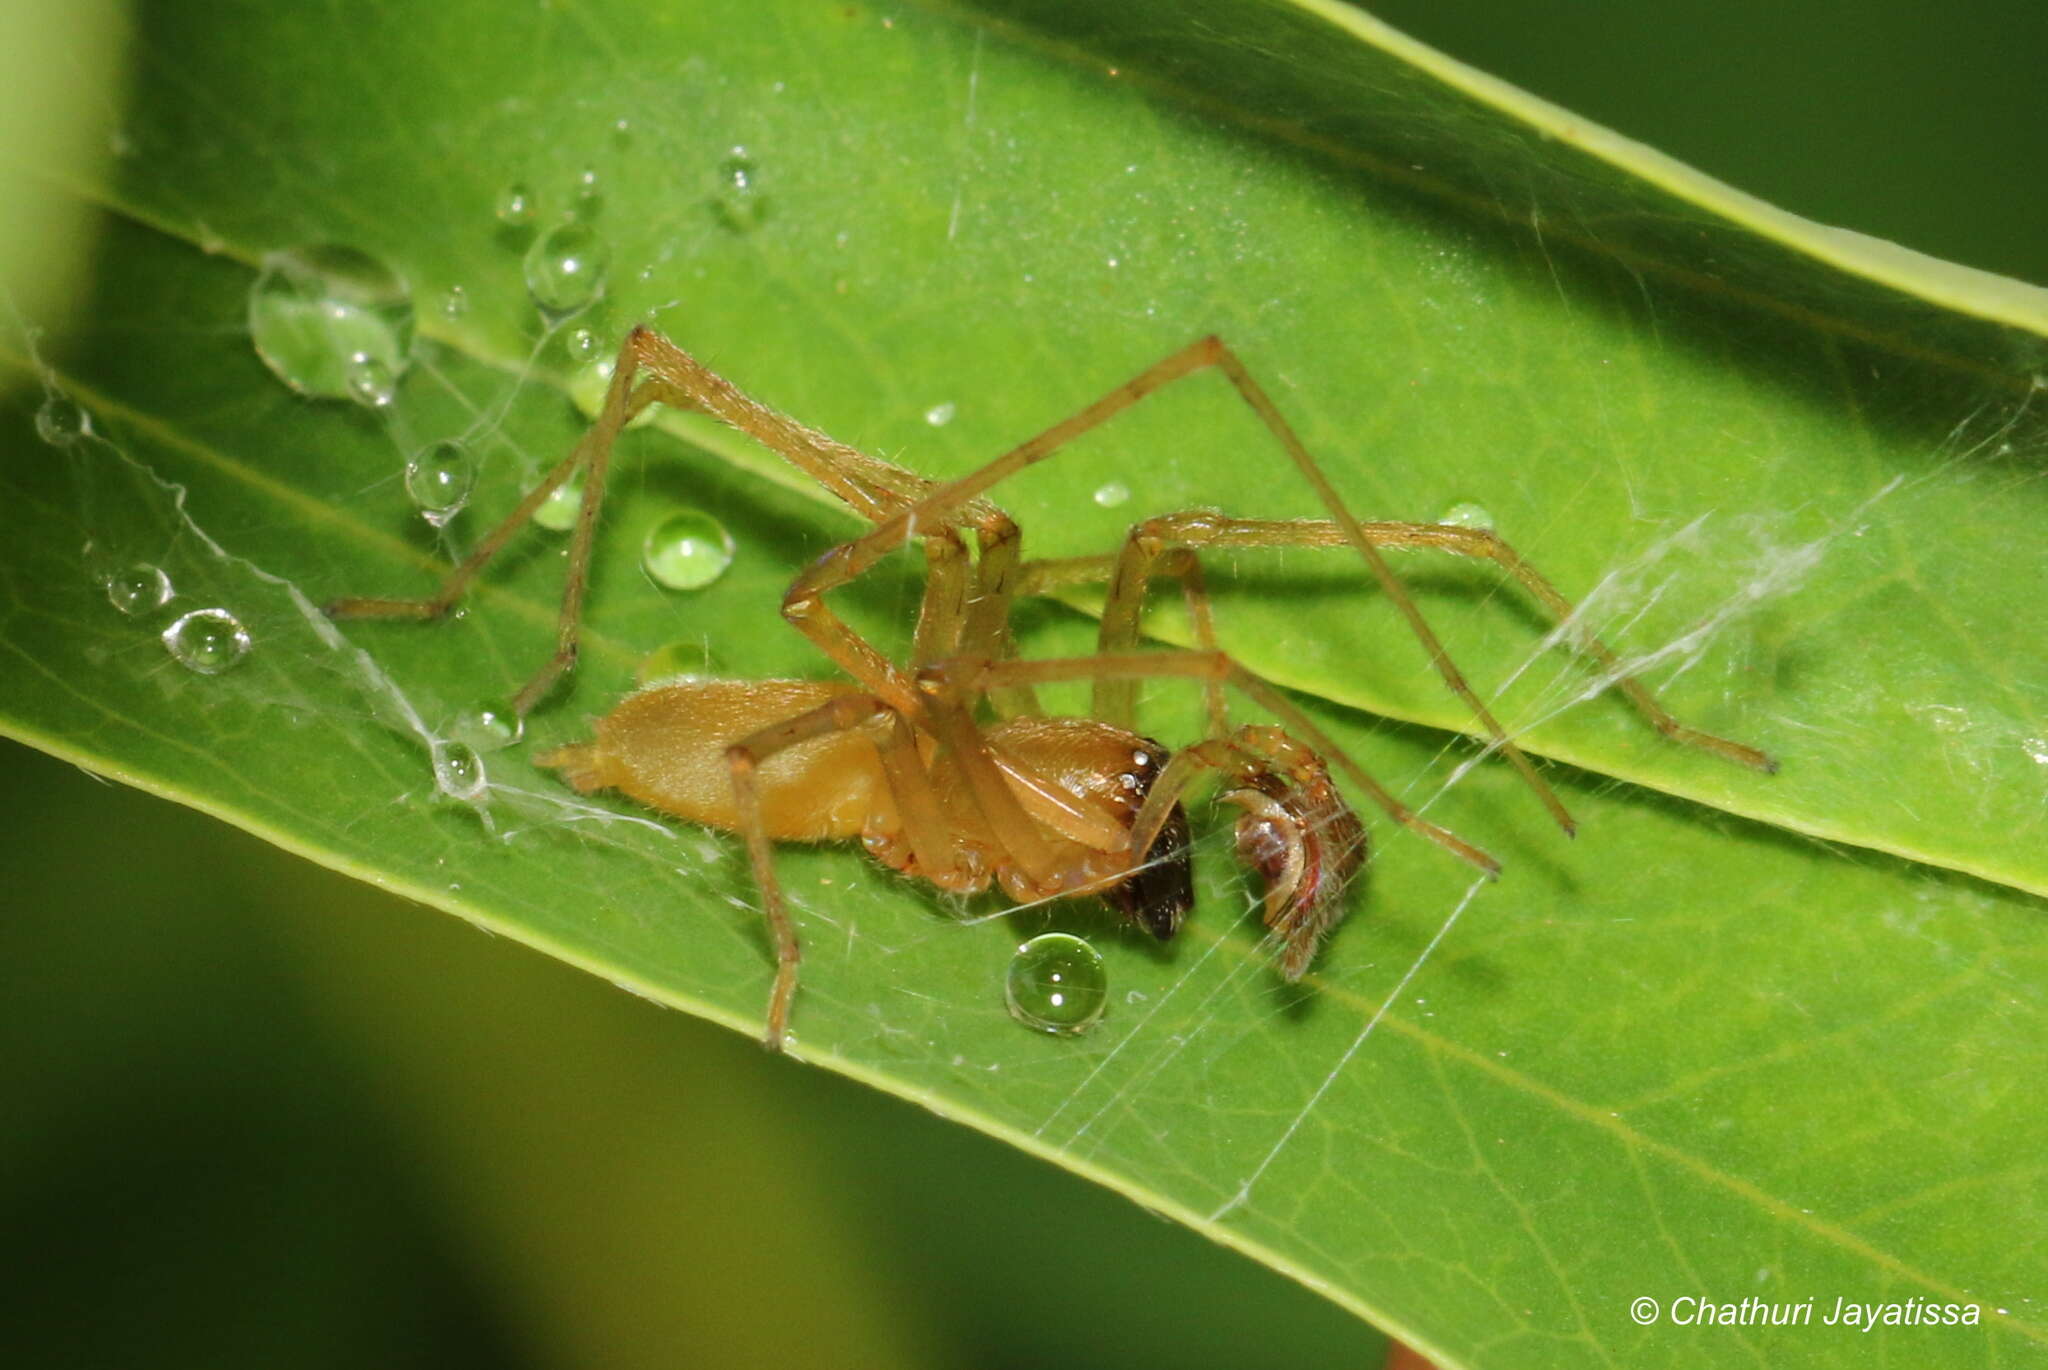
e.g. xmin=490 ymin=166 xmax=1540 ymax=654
xmin=328 ymin=328 xmax=1773 ymax=1049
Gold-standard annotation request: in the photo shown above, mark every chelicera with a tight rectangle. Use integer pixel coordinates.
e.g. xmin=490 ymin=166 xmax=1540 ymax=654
xmin=329 ymin=328 xmax=1772 ymax=1048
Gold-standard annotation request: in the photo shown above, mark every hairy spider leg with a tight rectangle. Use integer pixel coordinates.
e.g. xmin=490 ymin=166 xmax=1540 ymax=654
xmin=1021 ymin=549 xmax=1231 ymax=737
xmin=1092 ymin=515 xmax=1776 ymax=772
xmin=327 ymin=326 xmax=1001 ymax=716
xmin=720 ymin=691 xmax=962 ymax=1049
xmin=779 ymin=334 xmax=1578 ymax=836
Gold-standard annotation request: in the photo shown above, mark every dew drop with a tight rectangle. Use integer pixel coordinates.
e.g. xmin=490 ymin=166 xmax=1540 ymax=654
xmin=345 ymin=354 xmax=398 ymax=409
xmin=709 ymin=148 xmax=768 ymax=233
xmin=36 ymin=392 xmax=89 ymax=446
xmin=248 ymin=244 xmax=414 ymax=401
xmin=404 ymin=438 xmax=477 ymax=525
xmin=523 ymin=222 xmax=611 ymax=316
xmin=567 ymin=357 xmax=656 ymax=429
xmin=534 ymin=472 xmax=586 ymax=531
xmin=635 ymin=640 xmax=707 ymax=685
xmin=1006 ymin=933 xmax=1108 ymax=1036
xmin=574 ymin=167 xmax=601 ymax=201
xmin=495 ymin=182 xmax=536 ymax=226
xmin=1438 ymin=501 xmax=1495 ymax=531
xmin=566 ymin=326 xmax=602 ymax=361
xmin=162 ymin=607 xmax=251 ymax=675
xmin=105 ymin=563 xmax=173 ymax=616
xmin=924 ymin=401 xmax=956 ymax=427
xmin=642 ymin=510 xmax=736 ymax=590
xmin=433 ymin=739 xmax=487 ymax=802
xmin=441 ymin=284 xmax=469 ymax=319
xmin=453 ymin=704 xmax=523 ymax=752
xmin=1093 ymin=480 xmax=1130 ymax=509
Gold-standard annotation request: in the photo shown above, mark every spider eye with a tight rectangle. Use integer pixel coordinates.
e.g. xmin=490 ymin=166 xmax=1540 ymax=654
xmin=1222 ymin=772 xmax=1367 ymax=980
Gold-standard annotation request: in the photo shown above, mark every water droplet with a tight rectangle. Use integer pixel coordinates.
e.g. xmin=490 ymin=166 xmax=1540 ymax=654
xmin=572 ymin=167 xmax=602 ymax=212
xmin=924 ymin=401 xmax=956 ymax=427
xmin=162 ymin=608 xmax=251 ymax=675
xmin=105 ymin=563 xmax=172 ymax=615
xmin=248 ymin=244 xmax=414 ymax=401
xmin=433 ymin=739 xmax=487 ymax=802
xmin=635 ymin=640 xmax=708 ymax=685
xmin=567 ymin=358 xmax=656 ymax=429
xmin=534 ymin=472 xmax=585 ymax=531
xmin=441 ymin=284 xmax=468 ymax=319
xmin=495 ymin=182 xmax=536 ymax=226
xmin=611 ymin=118 xmax=633 ymax=145
xmin=567 ymin=326 xmax=602 ymax=361
xmin=642 ymin=510 xmax=735 ymax=590
xmin=1006 ymin=933 xmax=1108 ymax=1036
xmin=36 ymin=392 xmax=89 ymax=446
xmin=523 ymin=222 xmax=611 ymax=316
xmin=709 ymin=149 xmax=768 ymax=232
xmin=453 ymin=704 xmax=522 ymax=752
xmin=404 ymin=438 xmax=477 ymax=525
xmin=1438 ymin=501 xmax=1494 ymax=531
xmin=1093 ymin=480 xmax=1130 ymax=508
xmin=345 ymin=354 xmax=398 ymax=409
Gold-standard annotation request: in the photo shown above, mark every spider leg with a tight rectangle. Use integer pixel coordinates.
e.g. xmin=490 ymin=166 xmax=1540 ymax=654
xmin=724 ymin=692 xmax=959 ymax=1050
xmin=1090 ymin=515 xmax=1774 ymax=772
xmin=329 ymin=326 xmax=1000 ymax=718
xmin=1022 ymin=550 xmax=1229 ymax=736
xmin=780 ymin=335 xmax=1578 ymax=834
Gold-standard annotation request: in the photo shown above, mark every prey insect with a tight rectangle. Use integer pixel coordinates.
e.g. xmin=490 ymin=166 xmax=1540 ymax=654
xmin=328 ymin=328 xmax=1774 ymax=1049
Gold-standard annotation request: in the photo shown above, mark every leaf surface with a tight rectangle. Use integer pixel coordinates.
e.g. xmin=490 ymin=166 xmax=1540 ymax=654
xmin=3 ymin=1 xmax=2044 ymax=1365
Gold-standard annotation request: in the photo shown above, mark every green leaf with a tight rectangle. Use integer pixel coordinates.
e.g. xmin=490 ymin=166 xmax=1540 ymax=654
xmin=4 ymin=1 xmax=2043 ymax=1366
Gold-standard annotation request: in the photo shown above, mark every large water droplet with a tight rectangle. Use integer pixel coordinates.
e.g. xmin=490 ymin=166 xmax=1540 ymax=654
xmin=534 ymin=472 xmax=586 ymax=532
xmin=523 ymin=223 xmax=610 ymax=316
xmin=709 ymin=149 xmax=768 ymax=233
xmin=106 ymin=563 xmax=172 ymax=616
xmin=36 ymin=393 xmax=89 ymax=446
xmin=495 ymin=182 xmax=536 ymax=227
xmin=642 ymin=510 xmax=735 ymax=590
xmin=162 ymin=607 xmax=251 ymax=675
xmin=405 ymin=438 xmax=477 ymax=526
xmin=248 ymin=244 xmax=414 ymax=402
xmin=1437 ymin=501 xmax=1494 ymax=531
xmin=1093 ymin=480 xmax=1130 ymax=509
xmin=1006 ymin=933 xmax=1108 ymax=1036
xmin=433 ymin=739 xmax=487 ymax=802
